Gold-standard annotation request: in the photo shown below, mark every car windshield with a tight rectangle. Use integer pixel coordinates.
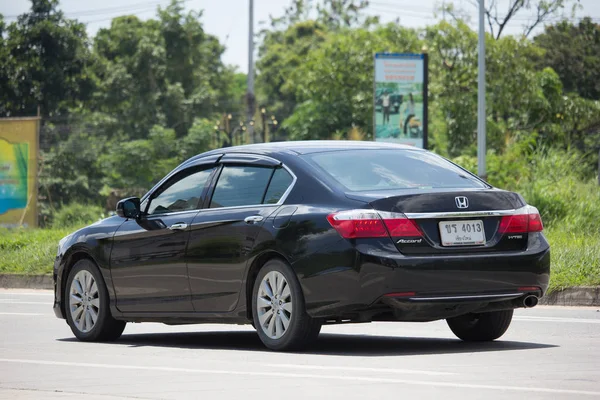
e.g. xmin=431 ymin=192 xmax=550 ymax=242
xmin=303 ymin=149 xmax=488 ymax=191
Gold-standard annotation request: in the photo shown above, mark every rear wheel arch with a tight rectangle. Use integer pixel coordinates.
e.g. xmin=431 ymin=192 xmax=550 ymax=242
xmin=245 ymin=251 xmax=293 ymax=321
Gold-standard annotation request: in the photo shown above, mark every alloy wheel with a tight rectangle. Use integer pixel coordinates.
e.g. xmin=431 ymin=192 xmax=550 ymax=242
xmin=256 ymin=271 xmax=293 ymax=339
xmin=69 ymin=270 xmax=100 ymax=333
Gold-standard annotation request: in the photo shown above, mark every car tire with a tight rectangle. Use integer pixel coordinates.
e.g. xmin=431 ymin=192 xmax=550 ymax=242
xmin=64 ymin=259 xmax=126 ymax=342
xmin=446 ymin=310 xmax=513 ymax=342
xmin=252 ymin=259 xmax=321 ymax=351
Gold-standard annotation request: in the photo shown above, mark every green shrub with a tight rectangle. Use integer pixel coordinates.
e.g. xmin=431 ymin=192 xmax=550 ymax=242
xmin=52 ymin=203 xmax=105 ymax=229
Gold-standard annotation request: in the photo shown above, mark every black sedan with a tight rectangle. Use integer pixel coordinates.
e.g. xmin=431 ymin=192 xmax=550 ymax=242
xmin=53 ymin=141 xmax=550 ymax=351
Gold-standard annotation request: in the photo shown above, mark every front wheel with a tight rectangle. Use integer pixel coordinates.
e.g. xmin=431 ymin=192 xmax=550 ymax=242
xmin=446 ymin=310 xmax=513 ymax=342
xmin=65 ymin=259 xmax=126 ymax=342
xmin=252 ymin=259 xmax=321 ymax=351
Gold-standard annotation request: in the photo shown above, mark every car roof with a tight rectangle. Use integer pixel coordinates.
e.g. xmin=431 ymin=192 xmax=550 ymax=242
xmin=199 ymin=140 xmax=423 ymax=159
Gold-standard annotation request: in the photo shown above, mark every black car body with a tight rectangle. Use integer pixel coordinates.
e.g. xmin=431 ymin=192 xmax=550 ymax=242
xmin=53 ymin=141 xmax=550 ymax=350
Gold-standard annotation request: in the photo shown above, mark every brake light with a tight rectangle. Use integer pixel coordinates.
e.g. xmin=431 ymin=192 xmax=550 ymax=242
xmin=326 ymin=210 xmax=387 ymax=238
xmin=498 ymin=206 xmax=543 ymax=234
xmin=327 ymin=210 xmax=422 ymax=239
xmin=528 ymin=213 xmax=544 ymax=232
xmin=382 ymin=218 xmax=423 ymax=237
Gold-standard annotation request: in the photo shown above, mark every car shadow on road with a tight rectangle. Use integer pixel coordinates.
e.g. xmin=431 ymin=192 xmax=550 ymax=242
xmin=58 ymin=331 xmax=557 ymax=356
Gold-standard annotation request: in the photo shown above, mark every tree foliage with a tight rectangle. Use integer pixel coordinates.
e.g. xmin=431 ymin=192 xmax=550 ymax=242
xmin=533 ymin=17 xmax=600 ymax=100
xmin=0 ymin=0 xmax=93 ymax=117
xmin=1 ymin=0 xmax=599 ymax=221
xmin=89 ymin=2 xmax=236 ymax=139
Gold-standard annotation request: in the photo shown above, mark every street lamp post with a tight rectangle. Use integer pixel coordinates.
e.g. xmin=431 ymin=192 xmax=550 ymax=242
xmin=477 ymin=0 xmax=487 ymax=179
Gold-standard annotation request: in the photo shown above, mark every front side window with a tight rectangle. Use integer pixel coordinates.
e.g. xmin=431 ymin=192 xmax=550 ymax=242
xmin=210 ymin=166 xmax=273 ymax=208
xmin=147 ymin=168 xmax=214 ymax=215
xmin=303 ymin=149 xmax=487 ymax=192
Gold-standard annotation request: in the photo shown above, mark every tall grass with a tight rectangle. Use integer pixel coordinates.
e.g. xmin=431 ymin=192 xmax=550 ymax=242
xmin=0 ymin=203 xmax=104 ymax=275
xmin=546 ymin=229 xmax=600 ymax=290
xmin=0 ymin=227 xmax=73 ymax=274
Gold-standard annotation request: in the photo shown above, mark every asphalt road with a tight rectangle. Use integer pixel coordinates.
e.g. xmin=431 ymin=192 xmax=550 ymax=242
xmin=1 ymin=289 xmax=599 ymax=400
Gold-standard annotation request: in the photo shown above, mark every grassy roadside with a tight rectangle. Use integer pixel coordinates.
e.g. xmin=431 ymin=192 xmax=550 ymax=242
xmin=0 ymin=227 xmax=75 ymax=275
xmin=1 ymin=225 xmax=598 ymax=293
xmin=546 ymin=229 xmax=600 ymax=291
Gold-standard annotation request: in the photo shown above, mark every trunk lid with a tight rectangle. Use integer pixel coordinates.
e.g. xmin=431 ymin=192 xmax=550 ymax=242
xmin=346 ymin=189 xmax=528 ymax=254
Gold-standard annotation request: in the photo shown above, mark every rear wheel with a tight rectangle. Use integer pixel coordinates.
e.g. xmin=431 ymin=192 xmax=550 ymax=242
xmin=65 ymin=259 xmax=126 ymax=342
xmin=446 ymin=310 xmax=513 ymax=342
xmin=252 ymin=259 xmax=321 ymax=351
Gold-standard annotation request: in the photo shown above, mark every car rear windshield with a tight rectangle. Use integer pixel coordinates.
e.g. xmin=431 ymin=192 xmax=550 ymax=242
xmin=303 ymin=149 xmax=488 ymax=191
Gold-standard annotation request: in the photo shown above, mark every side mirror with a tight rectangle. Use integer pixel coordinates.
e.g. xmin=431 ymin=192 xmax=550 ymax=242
xmin=116 ymin=197 xmax=141 ymax=219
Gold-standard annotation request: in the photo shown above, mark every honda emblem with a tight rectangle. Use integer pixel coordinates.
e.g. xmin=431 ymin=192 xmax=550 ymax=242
xmin=455 ymin=196 xmax=469 ymax=209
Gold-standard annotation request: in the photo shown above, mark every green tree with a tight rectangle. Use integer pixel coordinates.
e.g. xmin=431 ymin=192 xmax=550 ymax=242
xmin=89 ymin=1 xmax=236 ymax=139
xmin=257 ymin=20 xmax=329 ymax=125
xmin=282 ymin=24 xmax=421 ymax=140
xmin=533 ymin=17 xmax=600 ymax=100
xmin=257 ymin=0 xmax=378 ymax=135
xmin=0 ymin=0 xmax=93 ymax=117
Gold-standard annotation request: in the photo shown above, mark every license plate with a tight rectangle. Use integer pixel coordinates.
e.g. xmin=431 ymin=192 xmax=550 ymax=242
xmin=439 ymin=220 xmax=486 ymax=246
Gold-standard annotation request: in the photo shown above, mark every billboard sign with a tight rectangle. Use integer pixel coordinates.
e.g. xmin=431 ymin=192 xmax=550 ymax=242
xmin=0 ymin=117 xmax=39 ymax=228
xmin=374 ymin=53 xmax=428 ymax=148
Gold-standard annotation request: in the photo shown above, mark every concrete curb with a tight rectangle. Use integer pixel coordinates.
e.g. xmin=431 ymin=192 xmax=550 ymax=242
xmin=0 ymin=274 xmax=53 ymax=290
xmin=540 ymin=287 xmax=600 ymax=307
xmin=1 ymin=274 xmax=599 ymax=306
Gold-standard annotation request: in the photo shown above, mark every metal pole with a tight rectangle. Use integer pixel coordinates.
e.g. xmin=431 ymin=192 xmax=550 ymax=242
xmin=246 ymin=0 xmax=256 ymax=143
xmin=477 ymin=0 xmax=486 ymax=178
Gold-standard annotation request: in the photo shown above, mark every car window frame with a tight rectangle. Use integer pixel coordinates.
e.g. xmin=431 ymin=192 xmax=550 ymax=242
xmin=142 ymin=165 xmax=219 ymax=218
xmin=203 ymin=160 xmax=297 ymax=211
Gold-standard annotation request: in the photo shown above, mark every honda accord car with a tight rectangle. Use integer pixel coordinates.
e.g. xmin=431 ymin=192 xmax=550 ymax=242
xmin=53 ymin=141 xmax=550 ymax=351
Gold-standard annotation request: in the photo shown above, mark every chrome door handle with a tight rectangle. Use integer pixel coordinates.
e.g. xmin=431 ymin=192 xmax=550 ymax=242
xmin=244 ymin=215 xmax=264 ymax=224
xmin=169 ymin=223 xmax=188 ymax=231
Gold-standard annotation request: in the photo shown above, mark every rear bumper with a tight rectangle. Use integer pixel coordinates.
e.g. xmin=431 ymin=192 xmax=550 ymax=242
xmin=295 ymin=233 xmax=550 ymax=320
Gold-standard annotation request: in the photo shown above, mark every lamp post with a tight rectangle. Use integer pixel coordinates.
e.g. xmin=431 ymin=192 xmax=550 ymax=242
xmin=477 ymin=0 xmax=487 ymax=179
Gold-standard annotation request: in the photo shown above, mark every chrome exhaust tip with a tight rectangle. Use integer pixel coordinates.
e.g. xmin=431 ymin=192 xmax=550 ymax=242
xmin=523 ymin=295 xmax=539 ymax=308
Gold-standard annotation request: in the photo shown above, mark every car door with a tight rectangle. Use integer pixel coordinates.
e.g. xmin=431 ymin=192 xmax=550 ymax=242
xmin=186 ymin=155 xmax=296 ymax=312
xmin=110 ymin=163 xmax=217 ymax=313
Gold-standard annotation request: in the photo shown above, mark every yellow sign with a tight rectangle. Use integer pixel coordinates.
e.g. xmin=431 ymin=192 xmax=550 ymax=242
xmin=0 ymin=118 xmax=39 ymax=228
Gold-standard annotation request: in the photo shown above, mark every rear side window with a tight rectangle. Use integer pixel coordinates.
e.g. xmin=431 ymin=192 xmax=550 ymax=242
xmin=264 ymin=168 xmax=293 ymax=204
xmin=303 ymin=149 xmax=487 ymax=191
xmin=210 ymin=166 xmax=273 ymax=208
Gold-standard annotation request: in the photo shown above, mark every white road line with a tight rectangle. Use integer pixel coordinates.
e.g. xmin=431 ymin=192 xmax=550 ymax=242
xmin=263 ymin=363 xmax=456 ymax=376
xmin=0 ymin=313 xmax=45 ymax=316
xmin=0 ymin=292 xmax=53 ymax=296
xmin=514 ymin=316 xmax=600 ymax=324
xmin=0 ymin=300 xmax=50 ymax=305
xmin=1 ymin=359 xmax=599 ymax=397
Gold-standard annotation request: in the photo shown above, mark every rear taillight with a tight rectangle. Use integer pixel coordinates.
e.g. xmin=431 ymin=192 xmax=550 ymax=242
xmin=327 ymin=209 xmax=422 ymax=239
xmin=498 ymin=206 xmax=543 ymax=234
